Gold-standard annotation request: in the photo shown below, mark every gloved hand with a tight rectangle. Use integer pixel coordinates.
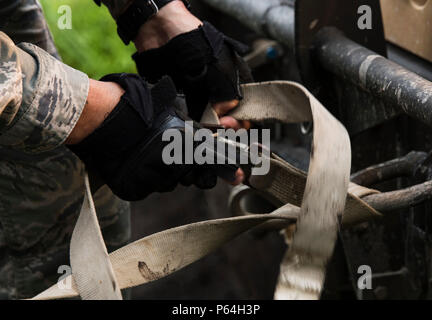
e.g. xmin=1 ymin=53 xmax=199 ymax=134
xmin=68 ymin=73 xmax=239 ymax=201
xmin=133 ymin=21 xmax=253 ymax=121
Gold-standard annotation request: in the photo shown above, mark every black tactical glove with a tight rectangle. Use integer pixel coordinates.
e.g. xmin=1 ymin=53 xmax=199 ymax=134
xmin=68 ymin=73 xmax=237 ymax=201
xmin=133 ymin=21 xmax=253 ymax=121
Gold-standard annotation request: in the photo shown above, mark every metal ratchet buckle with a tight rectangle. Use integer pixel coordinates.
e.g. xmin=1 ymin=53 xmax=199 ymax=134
xmin=216 ymin=134 xmax=271 ymax=180
xmin=197 ymin=123 xmax=239 ymax=182
xmin=200 ymin=123 xmax=225 ymax=133
xmin=199 ymin=123 xmax=271 ymax=182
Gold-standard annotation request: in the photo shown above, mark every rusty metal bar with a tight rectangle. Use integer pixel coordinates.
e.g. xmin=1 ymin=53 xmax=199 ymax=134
xmin=350 ymin=151 xmax=428 ymax=186
xmin=201 ymin=0 xmax=295 ymax=48
xmin=314 ymin=29 xmax=432 ymax=128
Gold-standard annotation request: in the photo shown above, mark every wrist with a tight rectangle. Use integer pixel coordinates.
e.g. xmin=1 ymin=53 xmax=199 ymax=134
xmin=66 ymin=79 xmax=125 ymax=145
xmin=134 ymin=0 xmax=202 ymax=52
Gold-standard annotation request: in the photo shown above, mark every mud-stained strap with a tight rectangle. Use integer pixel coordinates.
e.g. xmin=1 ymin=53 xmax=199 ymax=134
xmin=32 ymin=81 xmax=380 ymax=300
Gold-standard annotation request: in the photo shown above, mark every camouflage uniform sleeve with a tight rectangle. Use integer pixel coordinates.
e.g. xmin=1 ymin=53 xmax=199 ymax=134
xmin=0 ymin=32 xmax=89 ymax=153
xmin=95 ymin=0 xmax=134 ymax=19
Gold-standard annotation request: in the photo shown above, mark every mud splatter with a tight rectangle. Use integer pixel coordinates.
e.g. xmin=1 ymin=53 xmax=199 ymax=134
xmin=138 ymin=261 xmax=174 ymax=281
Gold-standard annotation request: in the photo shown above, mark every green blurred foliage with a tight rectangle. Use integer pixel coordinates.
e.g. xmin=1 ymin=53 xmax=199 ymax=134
xmin=39 ymin=0 xmax=136 ymax=79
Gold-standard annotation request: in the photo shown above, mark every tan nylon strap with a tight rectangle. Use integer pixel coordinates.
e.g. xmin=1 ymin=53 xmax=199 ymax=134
xmin=31 ymin=81 xmax=380 ymax=300
xmin=202 ymin=83 xmax=381 ymax=226
xmin=204 ymin=81 xmax=351 ymax=299
xmin=203 ymin=81 xmax=379 ymax=299
xmin=70 ymin=173 xmax=122 ymax=300
xmin=228 ymin=183 xmax=380 ymax=226
xmin=228 ymin=156 xmax=381 ymax=226
xmin=31 ymin=208 xmax=298 ymax=300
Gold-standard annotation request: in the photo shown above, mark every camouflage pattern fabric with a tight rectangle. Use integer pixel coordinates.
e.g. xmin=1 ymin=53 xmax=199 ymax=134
xmin=0 ymin=0 xmax=131 ymax=299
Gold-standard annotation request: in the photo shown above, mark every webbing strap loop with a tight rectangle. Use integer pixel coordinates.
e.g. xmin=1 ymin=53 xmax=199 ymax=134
xmin=32 ymin=81 xmax=380 ymax=300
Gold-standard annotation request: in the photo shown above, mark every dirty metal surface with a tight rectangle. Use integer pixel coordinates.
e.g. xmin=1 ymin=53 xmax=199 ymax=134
xmin=314 ymin=28 xmax=432 ymax=134
xmin=295 ymin=0 xmax=387 ymax=94
xmin=337 ymin=115 xmax=432 ymax=300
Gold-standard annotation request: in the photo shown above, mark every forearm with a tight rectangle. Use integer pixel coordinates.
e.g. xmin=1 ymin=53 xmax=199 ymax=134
xmin=133 ymin=0 xmax=202 ymax=52
xmin=97 ymin=0 xmax=201 ymax=51
xmin=66 ymin=80 xmax=124 ymax=144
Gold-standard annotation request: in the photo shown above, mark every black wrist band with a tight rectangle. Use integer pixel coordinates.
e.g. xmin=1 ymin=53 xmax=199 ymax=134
xmin=116 ymin=0 xmax=190 ymax=45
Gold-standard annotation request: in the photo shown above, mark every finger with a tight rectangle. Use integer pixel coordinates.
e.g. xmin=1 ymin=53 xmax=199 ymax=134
xmin=219 ymin=117 xmax=252 ymax=130
xmin=224 ymin=168 xmax=245 ymax=186
xmin=241 ymin=120 xmax=252 ymax=130
xmin=219 ymin=116 xmax=242 ymax=130
xmin=212 ymin=99 xmax=239 ymax=117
